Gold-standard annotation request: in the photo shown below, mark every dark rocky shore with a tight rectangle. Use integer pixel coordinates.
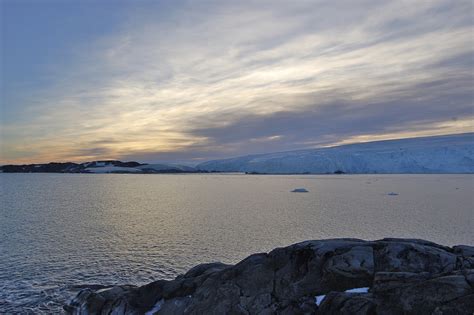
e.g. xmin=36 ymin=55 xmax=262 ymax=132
xmin=65 ymin=238 xmax=474 ymax=314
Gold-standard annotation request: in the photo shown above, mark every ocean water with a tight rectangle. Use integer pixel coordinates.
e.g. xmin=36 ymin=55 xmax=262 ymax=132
xmin=0 ymin=173 xmax=473 ymax=313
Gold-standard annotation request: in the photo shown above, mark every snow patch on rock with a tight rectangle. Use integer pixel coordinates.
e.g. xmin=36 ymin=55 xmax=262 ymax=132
xmin=315 ymin=295 xmax=326 ymax=306
xmin=345 ymin=287 xmax=369 ymax=293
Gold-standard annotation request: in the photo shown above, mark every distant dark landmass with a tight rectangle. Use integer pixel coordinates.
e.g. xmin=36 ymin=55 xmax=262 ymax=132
xmin=0 ymin=160 xmax=204 ymax=174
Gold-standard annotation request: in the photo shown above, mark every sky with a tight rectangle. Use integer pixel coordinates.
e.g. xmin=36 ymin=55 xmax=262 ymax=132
xmin=1 ymin=0 xmax=473 ymax=164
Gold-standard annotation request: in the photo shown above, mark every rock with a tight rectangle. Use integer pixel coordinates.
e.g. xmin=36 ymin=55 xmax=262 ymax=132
xmin=372 ymin=271 xmax=432 ymax=293
xmin=432 ymin=294 xmax=474 ymax=314
xmin=370 ymin=271 xmax=473 ymax=314
xmin=320 ymin=245 xmax=374 ymax=291
xmin=156 ymin=296 xmax=192 ymax=315
xmin=64 ymin=239 xmax=474 ymax=314
xmin=64 ymin=285 xmax=138 ymax=314
xmin=373 ymin=239 xmax=458 ymax=274
xmin=388 ymin=273 xmax=471 ymax=313
xmin=454 ymin=245 xmax=474 ymax=257
xmin=318 ymin=292 xmax=377 ymax=314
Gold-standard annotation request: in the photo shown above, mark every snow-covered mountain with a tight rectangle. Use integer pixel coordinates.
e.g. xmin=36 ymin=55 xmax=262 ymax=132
xmin=197 ymin=133 xmax=474 ymax=174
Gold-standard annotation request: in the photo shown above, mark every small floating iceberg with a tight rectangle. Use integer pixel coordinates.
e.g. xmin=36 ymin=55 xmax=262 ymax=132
xmin=291 ymin=188 xmax=309 ymax=193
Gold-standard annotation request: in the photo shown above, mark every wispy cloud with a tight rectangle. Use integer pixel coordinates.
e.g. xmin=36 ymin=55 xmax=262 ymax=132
xmin=1 ymin=0 xmax=473 ymax=163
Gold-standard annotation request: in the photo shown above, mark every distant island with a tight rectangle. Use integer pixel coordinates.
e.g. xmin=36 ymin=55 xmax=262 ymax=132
xmin=0 ymin=160 xmax=205 ymax=174
xmin=2 ymin=133 xmax=473 ymax=174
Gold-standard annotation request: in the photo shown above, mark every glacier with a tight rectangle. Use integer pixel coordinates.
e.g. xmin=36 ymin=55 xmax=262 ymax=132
xmin=197 ymin=133 xmax=474 ymax=174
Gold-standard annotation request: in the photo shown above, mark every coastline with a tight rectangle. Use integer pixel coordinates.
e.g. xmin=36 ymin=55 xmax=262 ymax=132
xmin=65 ymin=238 xmax=474 ymax=314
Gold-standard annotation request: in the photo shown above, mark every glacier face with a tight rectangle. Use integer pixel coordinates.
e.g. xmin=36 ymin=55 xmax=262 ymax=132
xmin=197 ymin=133 xmax=474 ymax=174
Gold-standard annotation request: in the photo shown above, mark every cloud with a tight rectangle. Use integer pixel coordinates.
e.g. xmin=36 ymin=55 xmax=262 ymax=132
xmin=1 ymin=0 xmax=473 ymax=163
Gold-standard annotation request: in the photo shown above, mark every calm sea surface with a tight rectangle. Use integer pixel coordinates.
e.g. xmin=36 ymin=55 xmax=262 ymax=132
xmin=0 ymin=174 xmax=473 ymax=313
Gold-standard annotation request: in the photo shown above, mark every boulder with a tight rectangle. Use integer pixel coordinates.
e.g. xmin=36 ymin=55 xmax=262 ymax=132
xmin=64 ymin=238 xmax=474 ymax=314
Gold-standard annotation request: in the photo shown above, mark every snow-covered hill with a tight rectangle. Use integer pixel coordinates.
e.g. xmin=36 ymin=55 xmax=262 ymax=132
xmin=197 ymin=133 xmax=474 ymax=174
xmin=85 ymin=162 xmax=197 ymax=173
xmin=136 ymin=163 xmax=196 ymax=172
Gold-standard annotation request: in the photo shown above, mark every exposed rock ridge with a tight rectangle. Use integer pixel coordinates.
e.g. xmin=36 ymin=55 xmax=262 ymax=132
xmin=64 ymin=238 xmax=474 ymax=314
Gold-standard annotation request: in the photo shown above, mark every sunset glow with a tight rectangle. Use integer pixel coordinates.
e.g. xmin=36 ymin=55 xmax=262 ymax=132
xmin=1 ymin=0 xmax=473 ymax=164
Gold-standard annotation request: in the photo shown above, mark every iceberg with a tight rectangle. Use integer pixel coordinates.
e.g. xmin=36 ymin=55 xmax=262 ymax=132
xmin=291 ymin=188 xmax=309 ymax=193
